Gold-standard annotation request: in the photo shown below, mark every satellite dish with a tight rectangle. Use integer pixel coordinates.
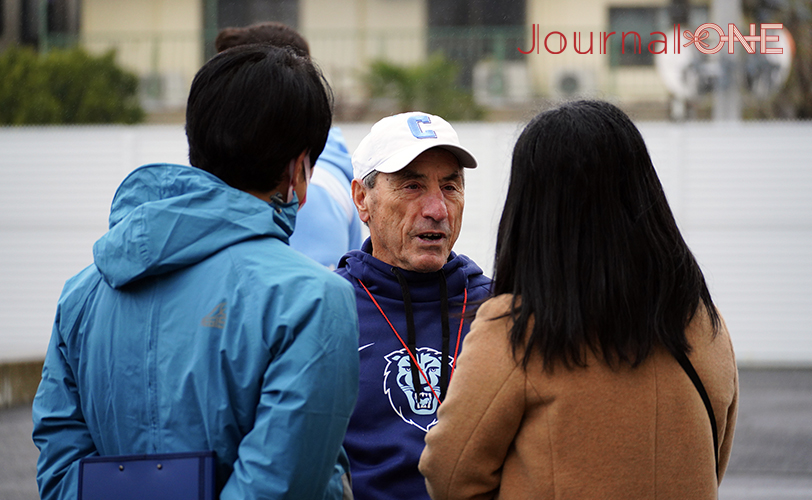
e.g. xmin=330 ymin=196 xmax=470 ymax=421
xmin=655 ymin=31 xmax=709 ymax=100
xmin=745 ymin=27 xmax=793 ymax=98
xmin=656 ymin=27 xmax=794 ymax=102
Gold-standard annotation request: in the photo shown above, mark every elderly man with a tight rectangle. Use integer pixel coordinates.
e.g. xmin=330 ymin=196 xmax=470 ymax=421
xmin=336 ymin=112 xmax=491 ymax=500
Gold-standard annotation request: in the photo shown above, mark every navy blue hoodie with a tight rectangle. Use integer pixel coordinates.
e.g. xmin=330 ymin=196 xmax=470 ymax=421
xmin=336 ymin=239 xmax=491 ymax=500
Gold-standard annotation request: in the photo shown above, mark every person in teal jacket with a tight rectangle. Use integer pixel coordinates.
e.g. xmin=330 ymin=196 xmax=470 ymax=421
xmin=32 ymin=44 xmax=359 ymax=500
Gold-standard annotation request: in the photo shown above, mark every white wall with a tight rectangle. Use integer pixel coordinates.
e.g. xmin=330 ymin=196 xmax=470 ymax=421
xmin=1 ymin=121 xmax=810 ymax=365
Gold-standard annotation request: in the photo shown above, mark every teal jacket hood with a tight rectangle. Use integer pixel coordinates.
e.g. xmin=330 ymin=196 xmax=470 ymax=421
xmin=93 ymin=164 xmax=298 ymax=288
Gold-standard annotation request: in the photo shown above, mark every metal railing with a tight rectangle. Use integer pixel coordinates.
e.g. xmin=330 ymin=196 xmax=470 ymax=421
xmin=30 ymin=26 xmax=714 ymax=118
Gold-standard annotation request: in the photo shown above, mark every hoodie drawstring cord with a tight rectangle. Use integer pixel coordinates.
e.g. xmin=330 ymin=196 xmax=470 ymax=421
xmin=356 ymin=274 xmax=468 ymax=406
xmin=392 ymin=268 xmax=423 ymax=396
xmin=357 ymin=277 xmax=442 ymax=405
xmin=438 ymin=271 xmax=451 ymax=400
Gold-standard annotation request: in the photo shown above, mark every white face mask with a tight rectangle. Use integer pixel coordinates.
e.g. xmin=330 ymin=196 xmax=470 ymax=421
xmin=286 ymin=155 xmax=312 ymax=209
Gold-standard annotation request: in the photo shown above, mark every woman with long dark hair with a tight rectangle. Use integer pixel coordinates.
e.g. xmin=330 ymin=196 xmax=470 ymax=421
xmin=419 ymin=100 xmax=738 ymax=499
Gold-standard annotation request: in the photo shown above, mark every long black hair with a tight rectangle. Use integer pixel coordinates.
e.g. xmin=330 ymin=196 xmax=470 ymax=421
xmin=493 ymin=100 xmax=719 ymax=370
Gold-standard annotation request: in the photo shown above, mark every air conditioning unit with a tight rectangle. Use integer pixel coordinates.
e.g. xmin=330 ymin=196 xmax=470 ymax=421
xmin=549 ymin=68 xmax=596 ymax=99
xmin=473 ymin=60 xmax=531 ymax=107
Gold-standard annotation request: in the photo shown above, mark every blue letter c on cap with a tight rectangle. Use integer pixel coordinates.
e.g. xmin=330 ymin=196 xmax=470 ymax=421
xmin=407 ymin=115 xmax=437 ymax=139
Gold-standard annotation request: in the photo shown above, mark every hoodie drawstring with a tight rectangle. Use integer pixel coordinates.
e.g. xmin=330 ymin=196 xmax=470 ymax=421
xmin=392 ymin=268 xmax=423 ymax=396
xmin=438 ymin=271 xmax=451 ymax=401
xmin=357 ymin=269 xmax=468 ymax=406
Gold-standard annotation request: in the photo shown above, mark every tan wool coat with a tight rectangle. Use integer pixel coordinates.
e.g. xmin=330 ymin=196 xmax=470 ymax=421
xmin=419 ymin=294 xmax=738 ymax=500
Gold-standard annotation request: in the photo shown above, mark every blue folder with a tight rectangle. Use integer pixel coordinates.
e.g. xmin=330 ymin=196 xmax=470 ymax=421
xmin=78 ymin=451 xmax=216 ymax=500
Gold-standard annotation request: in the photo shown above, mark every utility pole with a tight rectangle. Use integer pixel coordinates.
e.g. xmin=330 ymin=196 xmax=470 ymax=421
xmin=357 ymin=0 xmax=368 ymax=71
xmin=712 ymin=0 xmax=743 ymax=120
xmin=669 ymin=0 xmax=691 ymax=120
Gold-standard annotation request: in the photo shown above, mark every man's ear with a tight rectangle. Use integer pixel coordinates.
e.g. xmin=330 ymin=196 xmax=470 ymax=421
xmin=352 ymin=179 xmax=371 ymax=223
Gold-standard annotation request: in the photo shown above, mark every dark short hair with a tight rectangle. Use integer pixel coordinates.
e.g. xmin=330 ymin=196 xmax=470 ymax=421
xmin=215 ymin=22 xmax=310 ymax=56
xmin=493 ymin=100 xmax=719 ymax=370
xmin=186 ymin=44 xmax=332 ymax=192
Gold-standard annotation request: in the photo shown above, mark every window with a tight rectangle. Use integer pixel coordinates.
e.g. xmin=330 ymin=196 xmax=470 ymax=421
xmin=608 ymin=7 xmax=660 ymax=67
xmin=218 ymin=0 xmax=298 ymax=30
xmin=608 ymin=5 xmax=708 ymax=67
xmin=19 ymin=0 xmax=79 ymax=46
xmin=427 ymin=0 xmax=526 ymax=87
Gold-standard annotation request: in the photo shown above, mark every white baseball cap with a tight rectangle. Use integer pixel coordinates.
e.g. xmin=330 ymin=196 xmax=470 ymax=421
xmin=351 ymin=111 xmax=478 ymax=180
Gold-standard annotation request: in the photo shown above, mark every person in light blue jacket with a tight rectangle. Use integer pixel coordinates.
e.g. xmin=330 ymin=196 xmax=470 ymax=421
xmin=32 ymin=44 xmax=359 ymax=500
xmin=290 ymin=127 xmax=363 ymax=269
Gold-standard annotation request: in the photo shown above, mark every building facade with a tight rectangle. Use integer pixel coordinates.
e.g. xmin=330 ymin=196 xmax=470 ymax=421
xmin=2 ymin=0 xmax=724 ymax=119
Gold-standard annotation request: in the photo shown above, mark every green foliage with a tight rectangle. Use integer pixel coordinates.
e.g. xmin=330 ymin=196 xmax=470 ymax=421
xmin=366 ymin=53 xmax=484 ymax=121
xmin=0 ymin=47 xmax=61 ymax=124
xmin=0 ymin=46 xmax=144 ymax=125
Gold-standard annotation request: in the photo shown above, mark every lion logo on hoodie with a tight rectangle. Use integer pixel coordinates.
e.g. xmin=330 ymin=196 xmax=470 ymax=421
xmin=383 ymin=347 xmax=451 ymax=432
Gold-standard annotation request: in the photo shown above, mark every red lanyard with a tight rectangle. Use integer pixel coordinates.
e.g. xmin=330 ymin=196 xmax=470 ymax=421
xmin=357 ymin=278 xmax=468 ymax=406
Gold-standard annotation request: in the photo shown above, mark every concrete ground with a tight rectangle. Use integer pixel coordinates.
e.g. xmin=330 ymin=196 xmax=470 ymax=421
xmin=2 ymin=368 xmax=811 ymax=499
xmin=719 ymin=368 xmax=812 ymax=499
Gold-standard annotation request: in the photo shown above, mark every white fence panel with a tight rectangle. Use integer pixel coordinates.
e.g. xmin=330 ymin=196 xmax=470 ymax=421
xmin=1 ymin=122 xmax=810 ymax=365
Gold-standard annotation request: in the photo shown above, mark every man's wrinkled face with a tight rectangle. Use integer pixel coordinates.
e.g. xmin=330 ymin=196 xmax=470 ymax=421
xmin=353 ymin=148 xmax=464 ymax=273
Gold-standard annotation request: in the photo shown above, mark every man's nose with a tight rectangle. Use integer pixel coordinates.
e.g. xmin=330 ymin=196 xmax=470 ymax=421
xmin=421 ymin=187 xmax=448 ymax=221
